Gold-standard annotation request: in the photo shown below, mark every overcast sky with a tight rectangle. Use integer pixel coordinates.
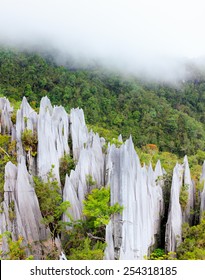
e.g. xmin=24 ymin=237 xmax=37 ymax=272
xmin=0 ymin=0 xmax=205 ymax=81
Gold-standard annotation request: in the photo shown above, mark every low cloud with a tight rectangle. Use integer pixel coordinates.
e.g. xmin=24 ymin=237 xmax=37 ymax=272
xmin=1 ymin=0 xmax=205 ymax=82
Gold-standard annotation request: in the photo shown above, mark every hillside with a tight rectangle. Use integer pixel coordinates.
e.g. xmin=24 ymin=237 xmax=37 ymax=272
xmin=0 ymin=48 xmax=205 ymax=260
xmin=0 ymin=95 xmax=205 ymax=260
xmin=1 ymin=48 xmax=205 ymax=157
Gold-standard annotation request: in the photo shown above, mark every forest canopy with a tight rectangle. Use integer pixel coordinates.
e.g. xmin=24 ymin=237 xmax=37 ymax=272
xmin=1 ymin=47 xmax=205 ymax=157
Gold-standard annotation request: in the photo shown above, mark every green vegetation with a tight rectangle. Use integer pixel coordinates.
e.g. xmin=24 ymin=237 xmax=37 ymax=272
xmin=176 ymin=216 xmax=205 ymax=259
xmin=33 ymin=167 xmax=70 ymax=239
xmin=63 ymin=186 xmax=123 ymax=260
xmin=0 ymin=232 xmax=33 ymax=260
xmin=1 ymin=47 xmax=205 ymax=259
xmin=86 ymin=174 xmax=97 ymax=189
xmin=0 ymin=134 xmax=17 ymax=202
xmin=147 ymin=248 xmax=177 ymax=260
xmin=83 ymin=186 xmax=123 ymax=229
xmin=59 ymin=153 xmax=76 ymax=186
xmin=8 ymin=200 xmax=16 ymax=221
xmin=179 ymin=184 xmax=189 ymax=211
xmin=148 ymin=216 xmax=205 ymax=260
xmin=68 ymin=237 xmax=106 ymax=260
xmin=21 ymin=128 xmax=38 ymax=156
xmin=1 ymin=47 xmax=205 ymax=156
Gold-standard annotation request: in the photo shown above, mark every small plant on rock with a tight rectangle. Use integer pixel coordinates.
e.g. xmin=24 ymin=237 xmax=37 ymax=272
xmin=21 ymin=128 xmax=38 ymax=157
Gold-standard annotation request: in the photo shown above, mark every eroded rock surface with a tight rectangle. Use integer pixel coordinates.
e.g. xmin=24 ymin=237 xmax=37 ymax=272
xmin=0 ymin=96 xmax=203 ymax=260
xmin=0 ymin=158 xmax=50 ymax=259
xmin=0 ymin=97 xmax=13 ymax=135
xmin=165 ymin=156 xmax=194 ymax=252
xmin=105 ymin=137 xmax=164 ymax=259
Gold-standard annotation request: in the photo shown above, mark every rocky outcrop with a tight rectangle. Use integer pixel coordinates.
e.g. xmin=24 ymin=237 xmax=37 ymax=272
xmin=105 ymin=137 xmax=164 ymax=259
xmin=183 ymin=156 xmax=194 ymax=223
xmin=16 ymin=97 xmax=38 ymax=174
xmin=0 ymin=96 xmax=204 ymax=260
xmin=37 ymin=96 xmax=70 ymax=183
xmin=63 ymin=131 xmax=105 ymax=221
xmin=0 ymin=157 xmax=50 ymax=259
xmin=0 ymin=97 xmax=13 ymax=135
xmin=165 ymin=163 xmax=183 ymax=252
xmin=70 ymin=108 xmax=88 ymax=161
xmin=165 ymin=156 xmax=194 ymax=252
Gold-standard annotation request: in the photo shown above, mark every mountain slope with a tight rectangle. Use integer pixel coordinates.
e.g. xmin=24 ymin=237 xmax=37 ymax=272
xmin=1 ymin=48 xmax=205 ymax=156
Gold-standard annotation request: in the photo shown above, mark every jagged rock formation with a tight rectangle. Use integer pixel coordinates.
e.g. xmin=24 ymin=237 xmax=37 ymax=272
xmin=165 ymin=156 xmax=194 ymax=252
xmin=165 ymin=163 xmax=183 ymax=252
xmin=104 ymin=138 xmax=164 ymax=259
xmin=0 ymin=96 xmax=204 ymax=259
xmin=1 ymin=96 xmax=106 ymax=258
xmin=16 ymin=97 xmax=38 ymax=174
xmin=37 ymin=97 xmax=69 ymax=183
xmin=0 ymin=157 xmax=50 ymax=259
xmin=63 ymin=131 xmax=105 ymax=222
xmin=0 ymin=97 xmax=13 ymax=135
xmin=70 ymin=108 xmax=88 ymax=161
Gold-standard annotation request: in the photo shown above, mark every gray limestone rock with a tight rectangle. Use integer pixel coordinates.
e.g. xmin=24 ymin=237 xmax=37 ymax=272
xmin=0 ymin=158 xmax=50 ymax=259
xmin=1 ymin=96 xmax=202 ymax=260
xmin=105 ymin=137 xmax=164 ymax=260
xmin=37 ymin=97 xmax=69 ymax=183
xmin=183 ymin=156 xmax=194 ymax=223
xmin=63 ymin=131 xmax=105 ymax=221
xmin=165 ymin=163 xmax=183 ymax=252
xmin=70 ymin=108 xmax=88 ymax=161
xmin=104 ymin=221 xmax=115 ymax=260
xmin=16 ymin=97 xmax=38 ymax=174
xmin=0 ymin=97 xmax=13 ymax=135
xmin=63 ymin=174 xmax=82 ymax=222
xmin=165 ymin=156 xmax=194 ymax=252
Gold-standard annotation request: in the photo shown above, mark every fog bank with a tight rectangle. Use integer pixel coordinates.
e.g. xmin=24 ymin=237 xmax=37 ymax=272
xmin=1 ymin=0 xmax=205 ymax=82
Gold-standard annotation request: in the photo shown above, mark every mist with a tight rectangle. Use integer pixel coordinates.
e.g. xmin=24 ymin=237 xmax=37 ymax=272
xmin=1 ymin=0 xmax=205 ymax=82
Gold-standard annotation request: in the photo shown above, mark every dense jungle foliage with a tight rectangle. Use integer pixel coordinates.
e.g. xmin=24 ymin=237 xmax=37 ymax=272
xmin=1 ymin=47 xmax=205 ymax=260
xmin=1 ymin=47 xmax=205 ymax=157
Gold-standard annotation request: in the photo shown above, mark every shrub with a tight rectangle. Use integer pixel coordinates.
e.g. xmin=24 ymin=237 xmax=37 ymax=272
xmin=86 ymin=174 xmax=97 ymax=189
xmin=179 ymin=184 xmax=189 ymax=211
xmin=59 ymin=154 xmax=76 ymax=186
xmin=83 ymin=186 xmax=123 ymax=230
xmin=63 ymin=186 xmax=123 ymax=259
xmin=68 ymin=237 xmax=106 ymax=260
xmin=147 ymin=248 xmax=177 ymax=260
xmin=0 ymin=232 xmax=33 ymax=260
xmin=33 ymin=168 xmax=71 ymax=238
xmin=176 ymin=217 xmax=205 ymax=259
xmin=21 ymin=128 xmax=38 ymax=156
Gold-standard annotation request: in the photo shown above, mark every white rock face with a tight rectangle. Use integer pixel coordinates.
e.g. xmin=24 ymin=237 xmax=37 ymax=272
xmin=70 ymin=108 xmax=88 ymax=161
xmin=37 ymin=97 xmax=69 ymax=183
xmin=165 ymin=156 xmax=194 ymax=252
xmin=16 ymin=97 xmax=38 ymax=156
xmin=165 ymin=163 xmax=183 ymax=252
xmin=104 ymin=221 xmax=115 ymax=260
xmin=16 ymin=156 xmax=49 ymax=242
xmin=63 ymin=131 xmax=105 ymax=220
xmin=183 ymin=156 xmax=194 ymax=223
xmin=15 ymin=97 xmax=38 ymax=174
xmin=0 ymin=162 xmax=19 ymax=253
xmin=0 ymin=97 xmax=13 ymax=135
xmin=105 ymin=137 xmax=164 ymax=260
xmin=1 ymin=96 xmax=203 ymax=260
xmin=0 ymin=158 xmax=50 ymax=259
xmin=63 ymin=174 xmax=82 ymax=222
